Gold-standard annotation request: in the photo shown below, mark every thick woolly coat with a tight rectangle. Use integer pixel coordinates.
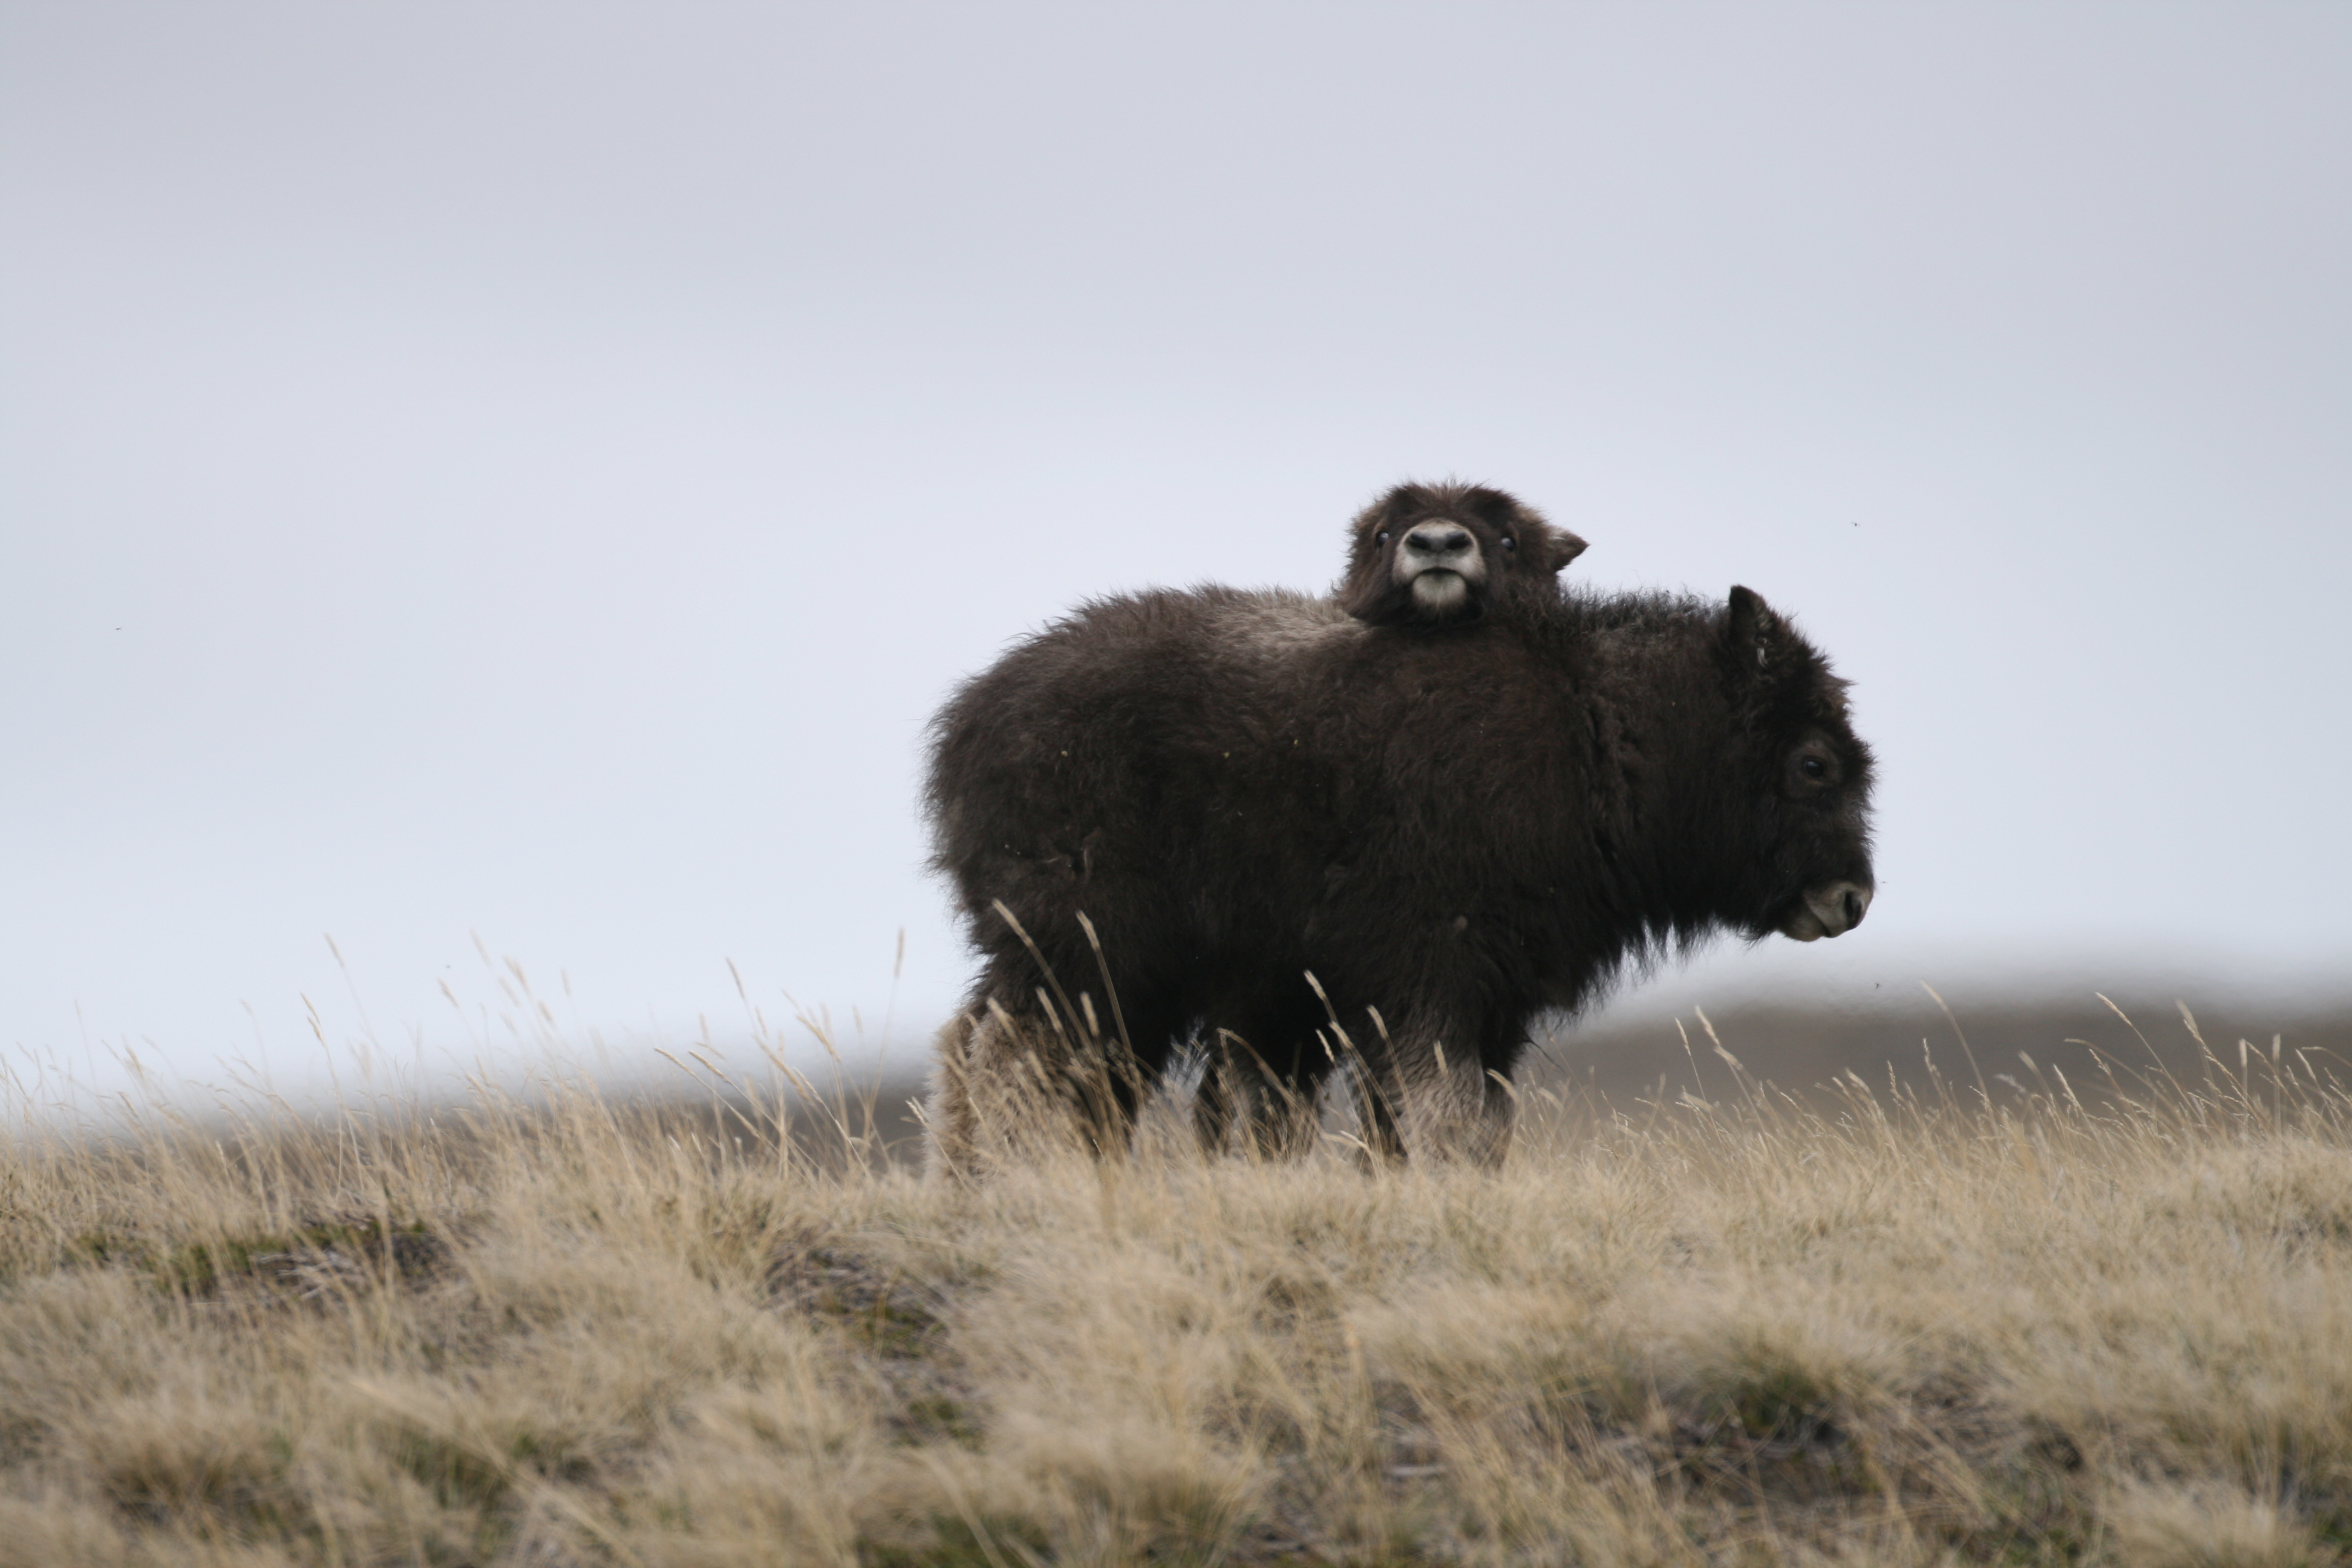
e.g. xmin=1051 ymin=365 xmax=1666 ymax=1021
xmin=925 ymin=581 xmax=1874 ymax=1157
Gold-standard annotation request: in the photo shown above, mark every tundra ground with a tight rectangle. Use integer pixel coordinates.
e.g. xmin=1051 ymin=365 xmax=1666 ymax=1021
xmin=2 ymin=1022 xmax=2348 ymax=1567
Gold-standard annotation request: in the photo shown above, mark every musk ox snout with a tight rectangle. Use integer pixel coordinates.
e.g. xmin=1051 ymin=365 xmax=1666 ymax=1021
xmin=1779 ymin=878 xmax=1874 ymax=942
xmin=1403 ymin=521 xmax=1477 ymax=563
xmin=1399 ymin=521 xmax=1485 ymax=580
xmin=1400 ymin=523 xmax=1486 ymax=618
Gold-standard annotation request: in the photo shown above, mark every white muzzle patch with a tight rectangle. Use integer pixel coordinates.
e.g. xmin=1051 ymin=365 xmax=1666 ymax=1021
xmin=1409 ymin=571 xmax=1469 ymax=615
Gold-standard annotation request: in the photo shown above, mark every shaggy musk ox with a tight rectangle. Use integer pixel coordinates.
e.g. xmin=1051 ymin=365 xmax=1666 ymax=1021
xmin=1338 ymin=482 xmax=1589 ymax=627
xmin=923 ymin=578 xmax=1875 ymax=1172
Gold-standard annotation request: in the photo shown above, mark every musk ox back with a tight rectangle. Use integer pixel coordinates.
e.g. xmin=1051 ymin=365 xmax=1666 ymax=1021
xmin=924 ymin=580 xmax=1875 ymax=1172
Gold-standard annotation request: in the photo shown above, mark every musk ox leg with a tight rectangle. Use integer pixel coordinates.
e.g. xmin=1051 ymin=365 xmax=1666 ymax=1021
xmin=1351 ymin=1060 xmax=1410 ymax=1167
xmin=921 ymin=995 xmax=1089 ymax=1178
xmin=1462 ymin=1073 xmax=1518 ymax=1168
xmin=1194 ymin=1037 xmax=1323 ymax=1158
xmin=1371 ymin=1030 xmax=1520 ymax=1169
xmin=1058 ymin=986 xmax=1187 ymax=1156
xmin=923 ymin=1013 xmax=978 ymax=1179
xmin=1191 ymin=1037 xmax=1245 ymax=1154
xmin=924 ymin=975 xmax=1183 ymax=1175
xmin=1249 ymin=1061 xmax=1334 ymax=1160
xmin=923 ymin=1005 xmax=1040 ymax=1180
xmin=1423 ymin=1060 xmax=1517 ymax=1168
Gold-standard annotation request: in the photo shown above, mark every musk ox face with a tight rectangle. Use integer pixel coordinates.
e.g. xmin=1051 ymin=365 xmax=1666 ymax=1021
xmin=1720 ymin=586 xmax=1877 ymax=944
xmin=1339 ymin=482 xmax=1589 ymax=627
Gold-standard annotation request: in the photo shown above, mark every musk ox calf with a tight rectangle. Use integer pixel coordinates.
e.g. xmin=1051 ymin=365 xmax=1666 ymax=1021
xmin=924 ymin=578 xmax=1875 ymax=1172
xmin=1338 ymin=481 xmax=1589 ymax=627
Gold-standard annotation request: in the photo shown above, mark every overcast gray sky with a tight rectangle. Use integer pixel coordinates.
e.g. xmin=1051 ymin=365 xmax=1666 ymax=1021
xmin=5 ymin=4 xmax=2348 ymax=1106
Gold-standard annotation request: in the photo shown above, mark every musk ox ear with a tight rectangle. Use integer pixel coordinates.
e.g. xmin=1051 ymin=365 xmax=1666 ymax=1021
xmin=1724 ymin=586 xmax=1791 ymax=675
xmin=1468 ymin=486 xmax=1587 ymax=576
xmin=1546 ymin=529 xmax=1589 ymax=574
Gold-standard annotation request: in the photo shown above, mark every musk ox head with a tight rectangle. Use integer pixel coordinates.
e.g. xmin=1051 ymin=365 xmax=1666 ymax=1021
xmin=1718 ymin=586 xmax=1877 ymax=944
xmin=1339 ymin=482 xmax=1588 ymax=627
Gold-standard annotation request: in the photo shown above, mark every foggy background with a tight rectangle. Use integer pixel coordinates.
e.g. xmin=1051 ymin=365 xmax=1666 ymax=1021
xmin=5 ymin=4 xmax=2348 ymax=1111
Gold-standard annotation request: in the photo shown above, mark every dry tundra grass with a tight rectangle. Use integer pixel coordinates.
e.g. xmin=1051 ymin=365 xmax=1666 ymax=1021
xmin=3 ymin=1016 xmax=2350 ymax=1567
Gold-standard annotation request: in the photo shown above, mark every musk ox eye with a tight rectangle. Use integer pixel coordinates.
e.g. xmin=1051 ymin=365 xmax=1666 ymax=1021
xmin=1376 ymin=530 xmax=1392 ymax=546
xmin=1800 ymin=755 xmax=1828 ymax=781
xmin=1500 ymin=536 xmax=1517 ymax=552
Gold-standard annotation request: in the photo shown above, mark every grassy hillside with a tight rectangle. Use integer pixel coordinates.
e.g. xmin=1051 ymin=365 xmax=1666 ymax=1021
xmin=3 ymin=1031 xmax=2350 ymax=1566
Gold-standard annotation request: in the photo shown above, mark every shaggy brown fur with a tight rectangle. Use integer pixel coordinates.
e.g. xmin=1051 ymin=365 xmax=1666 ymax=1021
xmin=1337 ymin=482 xmax=1587 ymax=627
xmin=924 ymin=580 xmax=1874 ymax=1174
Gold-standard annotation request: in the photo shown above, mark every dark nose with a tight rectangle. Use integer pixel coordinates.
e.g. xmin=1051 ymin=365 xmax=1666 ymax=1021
xmin=1405 ymin=524 xmax=1471 ymax=556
